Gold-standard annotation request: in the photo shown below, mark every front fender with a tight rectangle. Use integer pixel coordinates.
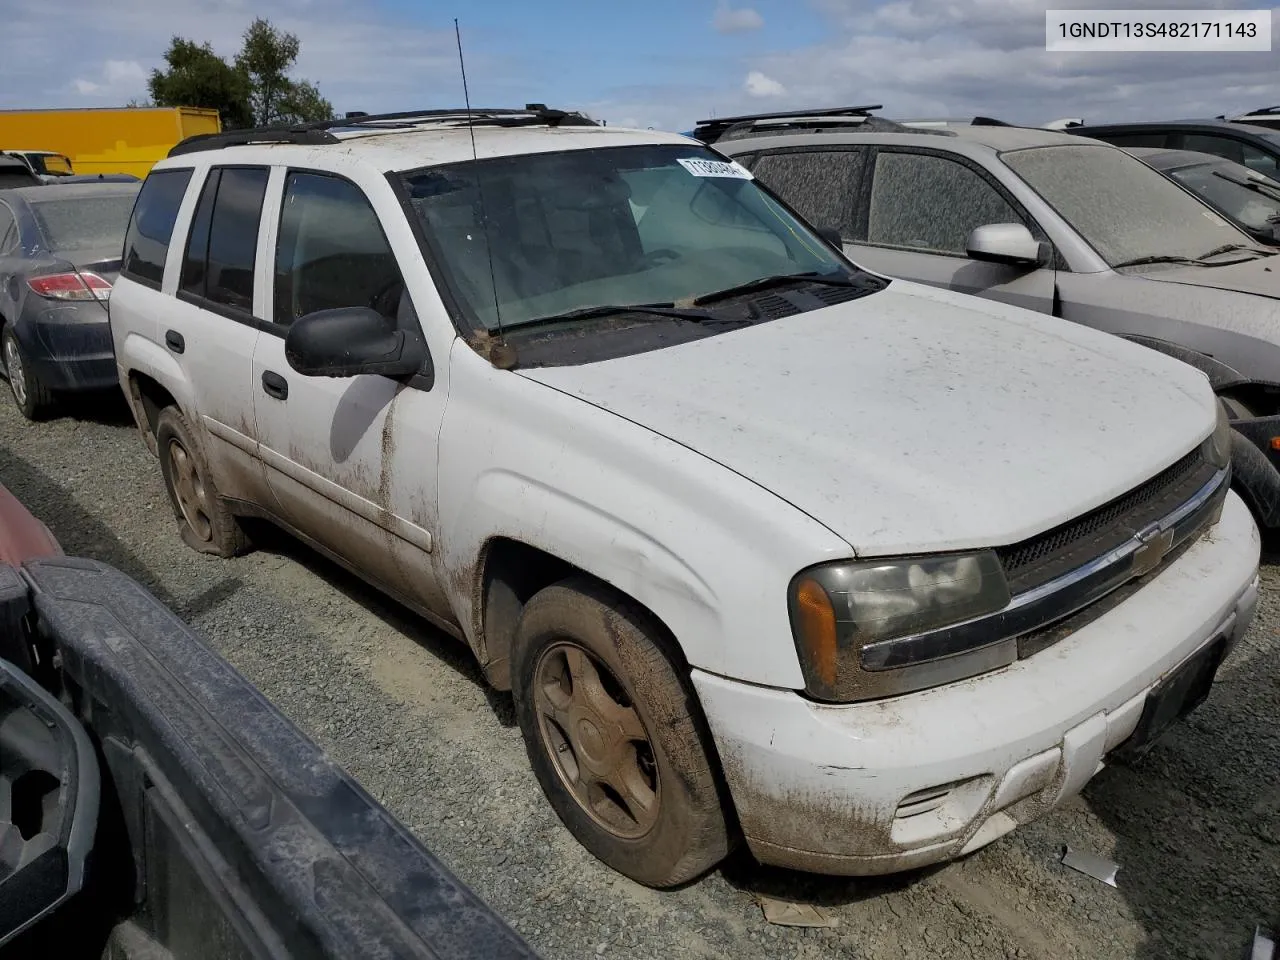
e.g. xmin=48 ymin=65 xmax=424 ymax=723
xmin=436 ymin=344 xmax=852 ymax=688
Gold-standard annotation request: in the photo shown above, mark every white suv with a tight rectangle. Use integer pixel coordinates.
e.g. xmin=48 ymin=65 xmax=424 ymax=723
xmin=109 ymin=106 xmax=1260 ymax=888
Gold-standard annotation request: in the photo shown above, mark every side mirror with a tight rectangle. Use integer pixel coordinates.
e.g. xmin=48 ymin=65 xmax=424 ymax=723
xmin=284 ymin=307 xmax=427 ymax=379
xmin=965 ymin=223 xmax=1046 ymax=266
xmin=816 ymin=226 xmax=844 ymax=248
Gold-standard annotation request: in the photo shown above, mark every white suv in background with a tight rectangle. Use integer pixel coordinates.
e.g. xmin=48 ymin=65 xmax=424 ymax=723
xmin=108 ymin=107 xmax=1259 ymax=888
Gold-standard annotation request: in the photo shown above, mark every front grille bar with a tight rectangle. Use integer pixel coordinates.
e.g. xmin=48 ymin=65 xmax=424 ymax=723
xmin=860 ymin=466 xmax=1229 ymax=672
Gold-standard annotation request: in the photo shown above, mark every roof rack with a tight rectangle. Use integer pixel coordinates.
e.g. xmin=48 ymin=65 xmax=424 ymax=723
xmin=690 ymin=105 xmax=883 ymax=143
xmin=167 ymin=104 xmax=597 ymax=158
xmin=1234 ymin=105 xmax=1280 ymax=118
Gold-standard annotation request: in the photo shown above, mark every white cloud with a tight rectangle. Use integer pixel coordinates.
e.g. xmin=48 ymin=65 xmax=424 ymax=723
xmin=712 ymin=2 xmax=764 ymax=34
xmin=744 ymin=70 xmax=786 ymax=98
xmin=70 ymin=58 xmax=147 ymax=101
xmin=103 ymin=60 xmax=146 ymax=85
xmin=3 ymin=0 xmax=460 ymax=114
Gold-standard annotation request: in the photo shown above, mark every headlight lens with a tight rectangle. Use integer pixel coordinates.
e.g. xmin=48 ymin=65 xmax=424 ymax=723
xmin=1204 ymin=401 xmax=1232 ymax=470
xmin=788 ymin=552 xmax=1011 ymax=702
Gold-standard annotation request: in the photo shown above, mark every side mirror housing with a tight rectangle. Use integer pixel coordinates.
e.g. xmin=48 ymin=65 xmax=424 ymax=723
xmin=965 ymin=223 xmax=1046 ymax=266
xmin=284 ymin=307 xmax=427 ymax=379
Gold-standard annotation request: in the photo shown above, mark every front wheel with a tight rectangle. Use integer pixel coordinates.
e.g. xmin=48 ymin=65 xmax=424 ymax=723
xmin=511 ymin=578 xmax=731 ymax=888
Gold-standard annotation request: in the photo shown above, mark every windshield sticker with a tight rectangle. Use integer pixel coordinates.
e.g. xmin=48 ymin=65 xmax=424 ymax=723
xmin=677 ymin=158 xmax=754 ymax=180
xmin=1202 ymin=210 xmax=1228 ymax=227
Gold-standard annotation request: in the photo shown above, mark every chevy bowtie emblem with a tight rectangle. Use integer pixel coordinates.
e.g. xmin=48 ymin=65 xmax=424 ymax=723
xmin=1131 ymin=524 xmax=1175 ymax=578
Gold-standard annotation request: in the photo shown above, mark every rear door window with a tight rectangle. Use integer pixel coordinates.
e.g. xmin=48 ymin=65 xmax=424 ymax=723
xmin=121 ymin=168 xmax=194 ymax=288
xmin=0 ymin=204 xmax=16 ymax=254
xmin=750 ymin=149 xmax=865 ymax=237
xmin=1179 ymin=133 xmax=1247 ymax=164
xmin=1096 ymin=132 xmax=1169 ymax=148
xmin=866 ymin=151 xmax=1021 ymax=255
xmin=178 ymin=166 xmax=269 ymax=314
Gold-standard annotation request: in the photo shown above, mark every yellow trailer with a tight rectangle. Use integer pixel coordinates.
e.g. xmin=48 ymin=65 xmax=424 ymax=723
xmin=0 ymin=106 xmax=221 ymax=179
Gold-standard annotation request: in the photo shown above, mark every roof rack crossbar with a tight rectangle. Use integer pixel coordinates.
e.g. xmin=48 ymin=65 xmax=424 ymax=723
xmin=694 ymin=104 xmax=883 ymax=127
xmin=167 ymin=127 xmax=340 ymax=157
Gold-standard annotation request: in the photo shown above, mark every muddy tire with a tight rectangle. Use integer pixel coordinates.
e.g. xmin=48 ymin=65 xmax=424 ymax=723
xmin=3 ymin=327 xmax=54 ymax=421
xmin=511 ymin=578 xmax=731 ymax=888
xmin=156 ymin=406 xmax=249 ymax=557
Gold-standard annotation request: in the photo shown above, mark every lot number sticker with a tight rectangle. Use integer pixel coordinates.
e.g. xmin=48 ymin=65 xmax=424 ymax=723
xmin=677 ymin=158 xmax=754 ymax=180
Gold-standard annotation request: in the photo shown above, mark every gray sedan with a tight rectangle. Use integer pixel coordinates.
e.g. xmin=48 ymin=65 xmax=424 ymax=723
xmin=708 ymin=117 xmax=1280 ymax=524
xmin=0 ymin=182 xmax=141 ymax=419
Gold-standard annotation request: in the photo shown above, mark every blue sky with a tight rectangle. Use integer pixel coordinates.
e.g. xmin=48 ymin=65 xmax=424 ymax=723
xmin=2 ymin=0 xmax=1277 ymax=131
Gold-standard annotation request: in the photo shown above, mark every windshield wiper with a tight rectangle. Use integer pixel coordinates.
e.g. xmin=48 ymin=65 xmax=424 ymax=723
xmin=691 ymin=271 xmax=862 ymax=305
xmin=1112 ymin=255 xmax=1204 ymax=268
xmin=1195 ymin=242 xmax=1275 ymax=261
xmin=510 ymin=301 xmax=724 ymax=330
xmin=1212 ymin=169 xmax=1280 ymax=204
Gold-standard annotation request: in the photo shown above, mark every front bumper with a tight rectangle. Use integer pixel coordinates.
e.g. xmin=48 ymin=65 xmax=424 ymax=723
xmin=694 ymin=491 xmax=1260 ymax=876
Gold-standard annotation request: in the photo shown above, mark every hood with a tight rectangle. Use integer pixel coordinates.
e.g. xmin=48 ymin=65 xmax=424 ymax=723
xmin=1139 ymin=254 xmax=1280 ymax=300
xmin=521 ymin=281 xmax=1216 ymax=556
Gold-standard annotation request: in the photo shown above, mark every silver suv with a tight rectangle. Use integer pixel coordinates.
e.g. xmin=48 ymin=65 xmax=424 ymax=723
xmin=704 ymin=109 xmax=1280 ymax=528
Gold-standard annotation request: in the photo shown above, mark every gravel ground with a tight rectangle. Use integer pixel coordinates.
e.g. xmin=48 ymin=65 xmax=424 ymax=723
xmin=1 ymin=392 xmax=1277 ymax=960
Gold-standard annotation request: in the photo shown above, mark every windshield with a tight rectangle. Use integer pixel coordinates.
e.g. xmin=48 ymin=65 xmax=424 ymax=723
xmin=1166 ymin=162 xmax=1280 ymax=236
xmin=30 ymin=194 xmax=139 ymax=253
xmin=30 ymin=154 xmax=72 ymax=176
xmin=1003 ymin=144 xmax=1252 ymax=267
xmin=399 ymin=144 xmax=849 ymax=330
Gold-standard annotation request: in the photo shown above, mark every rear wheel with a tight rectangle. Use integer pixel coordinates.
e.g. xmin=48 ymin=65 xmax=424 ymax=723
xmin=156 ymin=407 xmax=249 ymax=557
xmin=511 ymin=578 xmax=731 ymax=888
xmin=3 ymin=328 xmax=54 ymax=421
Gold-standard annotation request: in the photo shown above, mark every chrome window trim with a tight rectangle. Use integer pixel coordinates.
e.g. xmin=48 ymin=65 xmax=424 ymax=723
xmin=860 ymin=466 xmax=1229 ymax=673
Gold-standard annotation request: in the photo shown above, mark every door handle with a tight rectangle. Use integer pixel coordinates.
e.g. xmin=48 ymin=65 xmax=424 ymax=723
xmin=164 ymin=330 xmax=184 ymax=354
xmin=261 ymin=370 xmax=288 ymax=401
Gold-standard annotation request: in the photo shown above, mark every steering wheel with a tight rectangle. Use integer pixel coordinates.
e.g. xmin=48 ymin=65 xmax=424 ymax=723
xmin=369 ymin=278 xmax=405 ymax=319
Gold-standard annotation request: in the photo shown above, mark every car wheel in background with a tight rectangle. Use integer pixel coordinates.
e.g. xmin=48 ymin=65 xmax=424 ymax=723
xmin=3 ymin=327 xmax=54 ymax=421
xmin=155 ymin=407 xmax=250 ymax=557
xmin=511 ymin=577 xmax=732 ymax=888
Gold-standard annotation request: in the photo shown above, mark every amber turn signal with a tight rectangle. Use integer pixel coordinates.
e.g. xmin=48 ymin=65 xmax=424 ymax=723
xmin=794 ymin=577 xmax=838 ymax=688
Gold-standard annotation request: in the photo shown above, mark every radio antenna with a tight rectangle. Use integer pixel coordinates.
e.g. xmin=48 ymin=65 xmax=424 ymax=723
xmin=454 ymin=18 xmax=513 ymax=366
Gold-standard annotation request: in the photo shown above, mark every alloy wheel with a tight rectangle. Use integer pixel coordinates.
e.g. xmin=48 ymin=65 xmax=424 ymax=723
xmin=167 ymin=439 xmax=213 ymax=542
xmin=533 ymin=641 xmax=660 ymax=839
xmin=5 ymin=338 xmax=27 ymax=408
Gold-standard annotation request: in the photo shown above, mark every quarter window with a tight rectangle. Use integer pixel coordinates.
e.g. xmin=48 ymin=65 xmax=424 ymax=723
xmin=867 ymin=152 xmax=1021 ymax=255
xmin=273 ymin=172 xmax=406 ymax=327
xmin=751 ymin=150 xmax=864 ymax=237
xmin=121 ymin=168 xmax=193 ymax=287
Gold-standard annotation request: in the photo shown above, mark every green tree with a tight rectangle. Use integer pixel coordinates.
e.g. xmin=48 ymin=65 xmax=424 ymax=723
xmin=148 ymin=38 xmax=253 ymax=129
xmin=235 ymin=18 xmax=333 ymax=126
xmin=147 ymin=20 xmax=333 ymax=131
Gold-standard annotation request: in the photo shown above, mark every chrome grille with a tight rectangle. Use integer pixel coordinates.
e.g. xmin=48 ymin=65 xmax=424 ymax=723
xmin=997 ymin=447 xmax=1215 ymax=594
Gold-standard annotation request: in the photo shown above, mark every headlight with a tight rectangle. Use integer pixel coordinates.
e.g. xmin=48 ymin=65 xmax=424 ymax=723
xmin=788 ymin=552 xmax=1011 ymax=702
xmin=1204 ymin=401 xmax=1232 ymax=470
